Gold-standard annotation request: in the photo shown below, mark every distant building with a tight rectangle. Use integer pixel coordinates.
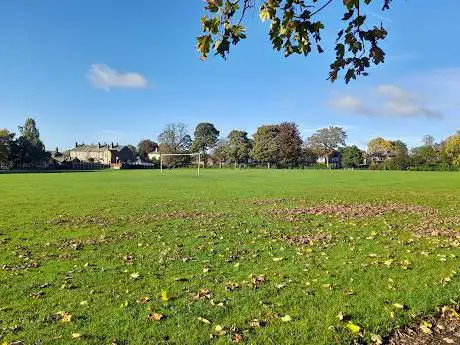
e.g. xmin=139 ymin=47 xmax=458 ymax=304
xmin=316 ymin=151 xmax=341 ymax=168
xmin=70 ymin=142 xmax=135 ymax=164
xmin=48 ymin=147 xmax=66 ymax=163
xmin=368 ymin=150 xmax=396 ymax=164
xmin=147 ymin=147 xmax=161 ymax=161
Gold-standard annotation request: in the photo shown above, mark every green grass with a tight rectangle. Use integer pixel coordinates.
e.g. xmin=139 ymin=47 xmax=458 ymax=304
xmin=0 ymin=169 xmax=459 ymax=344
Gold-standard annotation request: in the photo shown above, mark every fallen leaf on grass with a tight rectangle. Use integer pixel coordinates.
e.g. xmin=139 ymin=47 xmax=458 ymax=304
xmin=442 ymin=306 xmax=460 ymax=318
xmin=392 ymin=303 xmax=406 ymax=310
xmin=370 ymin=333 xmax=382 ymax=344
xmin=139 ymin=296 xmax=150 ymax=304
xmin=58 ymin=312 xmax=73 ymax=323
xmin=198 ymin=316 xmax=211 ymax=324
xmin=231 ymin=333 xmax=243 ymax=343
xmin=130 ymin=272 xmax=140 ymax=280
xmin=251 ymin=275 xmax=266 ymax=287
xmin=71 ymin=333 xmax=82 ymax=339
xmin=214 ymin=325 xmax=226 ymax=336
xmin=281 ymin=315 xmax=292 ymax=322
xmin=161 ymin=291 xmax=169 ymax=302
xmin=148 ymin=313 xmax=164 ymax=321
xmin=337 ymin=312 xmax=350 ymax=321
xmin=194 ymin=288 xmax=212 ymax=300
xmin=346 ymin=322 xmax=361 ymax=334
xmin=225 ymin=283 xmax=240 ymax=291
xmin=420 ymin=320 xmax=433 ymax=334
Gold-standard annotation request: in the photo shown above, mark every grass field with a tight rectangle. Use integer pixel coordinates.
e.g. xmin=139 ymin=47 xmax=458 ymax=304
xmin=0 ymin=169 xmax=459 ymax=344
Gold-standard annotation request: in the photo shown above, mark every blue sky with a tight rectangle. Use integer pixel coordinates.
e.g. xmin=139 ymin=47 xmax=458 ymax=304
xmin=0 ymin=0 xmax=459 ymax=150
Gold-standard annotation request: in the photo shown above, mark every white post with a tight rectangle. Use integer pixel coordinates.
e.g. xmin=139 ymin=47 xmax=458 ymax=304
xmin=197 ymin=153 xmax=200 ymax=176
xmin=160 ymin=154 xmax=163 ymax=174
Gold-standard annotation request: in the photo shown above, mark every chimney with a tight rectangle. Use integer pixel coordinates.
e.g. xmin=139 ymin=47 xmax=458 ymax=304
xmin=111 ymin=142 xmax=114 ymax=148
xmin=98 ymin=142 xmax=101 ymax=148
xmin=75 ymin=142 xmax=78 ymax=148
xmin=55 ymin=147 xmax=59 ymax=153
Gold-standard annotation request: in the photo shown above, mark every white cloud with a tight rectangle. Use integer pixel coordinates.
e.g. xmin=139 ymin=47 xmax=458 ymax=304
xmin=330 ymin=84 xmax=442 ymax=119
xmin=87 ymin=64 xmax=148 ymax=90
xmin=330 ymin=95 xmax=366 ymax=113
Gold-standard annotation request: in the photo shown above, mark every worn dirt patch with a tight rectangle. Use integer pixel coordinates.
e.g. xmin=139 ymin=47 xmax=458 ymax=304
xmin=386 ymin=306 xmax=460 ymax=345
xmin=275 ymin=203 xmax=434 ymax=219
xmin=280 ymin=233 xmax=332 ymax=247
xmin=273 ymin=203 xmax=460 ymax=239
xmin=48 ymin=215 xmax=113 ymax=227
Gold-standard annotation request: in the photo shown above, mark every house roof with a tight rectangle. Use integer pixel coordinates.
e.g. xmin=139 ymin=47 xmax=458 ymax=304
xmin=70 ymin=144 xmax=126 ymax=153
xmin=369 ymin=151 xmax=396 ymax=158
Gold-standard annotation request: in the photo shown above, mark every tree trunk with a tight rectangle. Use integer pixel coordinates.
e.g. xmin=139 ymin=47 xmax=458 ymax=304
xmin=268 ymin=162 xmax=270 ymax=169
xmin=325 ymin=155 xmax=329 ymax=168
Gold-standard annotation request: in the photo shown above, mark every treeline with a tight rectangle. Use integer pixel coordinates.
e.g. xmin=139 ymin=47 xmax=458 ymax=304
xmin=138 ymin=122 xmax=460 ymax=170
xmin=0 ymin=118 xmax=49 ymax=168
xmin=1 ymin=118 xmax=459 ymax=171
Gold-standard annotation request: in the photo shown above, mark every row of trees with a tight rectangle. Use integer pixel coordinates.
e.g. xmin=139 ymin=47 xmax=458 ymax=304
xmin=136 ymin=122 xmax=350 ymax=169
xmin=366 ymin=134 xmax=460 ymax=170
xmin=0 ymin=118 xmax=48 ymax=168
xmin=136 ymin=121 xmax=460 ymax=170
xmin=2 ymin=118 xmax=459 ymax=170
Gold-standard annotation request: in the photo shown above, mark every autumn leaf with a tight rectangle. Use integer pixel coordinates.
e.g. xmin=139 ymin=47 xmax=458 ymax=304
xmin=420 ymin=320 xmax=433 ymax=334
xmin=231 ymin=333 xmax=243 ymax=343
xmin=198 ymin=316 xmax=211 ymax=324
xmin=371 ymin=334 xmax=383 ymax=344
xmin=346 ymin=322 xmax=361 ymax=334
xmin=130 ymin=272 xmax=140 ymax=280
xmin=139 ymin=296 xmax=150 ymax=304
xmin=214 ymin=325 xmax=226 ymax=336
xmin=59 ymin=312 xmax=73 ymax=323
xmin=161 ymin=291 xmax=169 ymax=302
xmin=280 ymin=315 xmax=292 ymax=322
xmin=148 ymin=313 xmax=164 ymax=321
xmin=71 ymin=333 xmax=82 ymax=339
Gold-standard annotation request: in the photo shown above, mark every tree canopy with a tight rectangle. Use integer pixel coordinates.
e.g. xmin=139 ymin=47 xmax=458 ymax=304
xmin=367 ymin=137 xmax=393 ymax=154
xmin=198 ymin=0 xmax=393 ymax=83
xmin=251 ymin=125 xmax=280 ymax=167
xmin=137 ymin=139 xmax=158 ymax=160
xmin=15 ymin=118 xmax=47 ymax=164
xmin=444 ymin=132 xmax=460 ymax=166
xmin=341 ymin=145 xmax=364 ymax=168
xmin=276 ymin=122 xmax=303 ymax=167
xmin=191 ymin=122 xmax=220 ymax=166
xmin=307 ymin=126 xmax=346 ymax=165
xmin=226 ymin=130 xmax=252 ymax=165
xmin=0 ymin=129 xmax=15 ymax=166
xmin=158 ymin=123 xmax=191 ymax=152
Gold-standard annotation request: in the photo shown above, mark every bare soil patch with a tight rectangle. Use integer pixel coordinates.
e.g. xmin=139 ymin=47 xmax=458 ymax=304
xmin=280 ymin=233 xmax=332 ymax=247
xmin=386 ymin=306 xmax=460 ymax=345
xmin=273 ymin=203 xmax=460 ymax=238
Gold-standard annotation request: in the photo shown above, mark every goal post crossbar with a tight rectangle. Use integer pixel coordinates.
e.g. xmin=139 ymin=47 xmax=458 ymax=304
xmin=159 ymin=152 xmax=201 ymax=176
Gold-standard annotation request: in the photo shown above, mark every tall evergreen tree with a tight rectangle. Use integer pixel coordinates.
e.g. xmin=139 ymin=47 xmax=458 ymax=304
xmin=16 ymin=118 xmax=47 ymax=164
xmin=191 ymin=123 xmax=219 ymax=167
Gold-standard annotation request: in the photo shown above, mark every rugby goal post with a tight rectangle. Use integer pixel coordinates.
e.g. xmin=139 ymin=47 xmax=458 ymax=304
xmin=160 ymin=152 xmax=201 ymax=176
